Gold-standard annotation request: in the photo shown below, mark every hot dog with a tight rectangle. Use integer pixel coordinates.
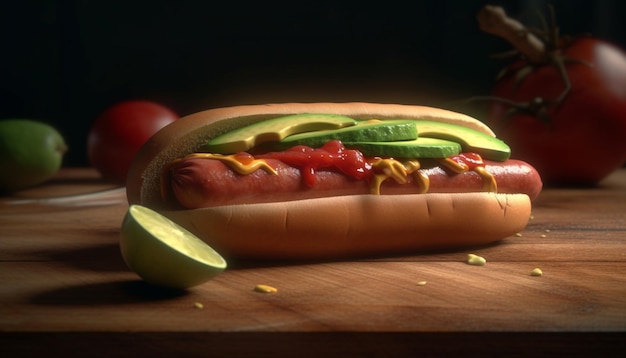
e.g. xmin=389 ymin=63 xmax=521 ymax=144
xmin=126 ymin=103 xmax=542 ymax=260
xmin=167 ymin=155 xmax=540 ymax=209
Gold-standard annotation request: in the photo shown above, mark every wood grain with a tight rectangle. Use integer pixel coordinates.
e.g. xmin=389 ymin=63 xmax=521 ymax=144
xmin=1 ymin=168 xmax=625 ymax=357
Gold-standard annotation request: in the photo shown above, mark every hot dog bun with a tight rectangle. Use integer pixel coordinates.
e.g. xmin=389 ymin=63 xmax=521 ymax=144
xmin=160 ymin=193 xmax=529 ymax=260
xmin=126 ymin=103 xmax=533 ymax=260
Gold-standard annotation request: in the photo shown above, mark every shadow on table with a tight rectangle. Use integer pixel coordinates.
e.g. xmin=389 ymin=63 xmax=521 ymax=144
xmin=29 ymin=280 xmax=188 ymax=306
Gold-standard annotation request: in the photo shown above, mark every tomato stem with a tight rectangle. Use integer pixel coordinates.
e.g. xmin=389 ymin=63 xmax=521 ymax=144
xmin=472 ymin=5 xmax=587 ymax=122
xmin=477 ymin=5 xmax=546 ymax=63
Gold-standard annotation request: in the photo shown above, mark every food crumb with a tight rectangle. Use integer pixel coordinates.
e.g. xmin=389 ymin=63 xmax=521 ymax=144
xmin=530 ymin=268 xmax=543 ymax=277
xmin=417 ymin=281 xmax=427 ymax=286
xmin=254 ymin=284 xmax=278 ymax=293
xmin=515 ymin=232 xmax=523 ymax=237
xmin=540 ymin=234 xmax=547 ymax=238
xmin=193 ymin=302 xmax=204 ymax=309
xmin=545 ymin=229 xmax=551 ymax=233
xmin=466 ymin=253 xmax=486 ymax=266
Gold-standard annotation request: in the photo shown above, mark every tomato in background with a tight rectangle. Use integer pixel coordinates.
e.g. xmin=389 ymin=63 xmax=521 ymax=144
xmin=478 ymin=6 xmax=626 ymax=186
xmin=488 ymin=37 xmax=626 ymax=186
xmin=87 ymin=100 xmax=178 ymax=183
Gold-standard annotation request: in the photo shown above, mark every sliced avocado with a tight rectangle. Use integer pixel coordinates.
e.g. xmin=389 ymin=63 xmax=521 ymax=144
xmin=344 ymin=137 xmax=461 ymax=158
xmin=278 ymin=119 xmax=419 ymax=149
xmin=201 ymin=114 xmax=357 ymax=154
xmin=413 ymin=120 xmax=510 ymax=161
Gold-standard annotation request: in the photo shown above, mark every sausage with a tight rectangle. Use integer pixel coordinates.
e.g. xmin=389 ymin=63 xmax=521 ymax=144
xmin=167 ymin=156 xmax=542 ymax=209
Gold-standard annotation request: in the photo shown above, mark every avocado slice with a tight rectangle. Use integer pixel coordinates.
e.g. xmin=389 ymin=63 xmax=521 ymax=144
xmin=278 ymin=119 xmax=419 ymax=149
xmin=344 ymin=137 xmax=461 ymax=158
xmin=413 ymin=120 xmax=510 ymax=161
xmin=201 ymin=114 xmax=357 ymax=154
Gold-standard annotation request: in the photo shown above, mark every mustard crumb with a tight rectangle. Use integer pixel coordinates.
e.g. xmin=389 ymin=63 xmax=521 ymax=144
xmin=466 ymin=253 xmax=486 ymax=266
xmin=417 ymin=281 xmax=427 ymax=286
xmin=530 ymin=268 xmax=543 ymax=277
xmin=193 ymin=302 xmax=204 ymax=309
xmin=254 ymin=284 xmax=278 ymax=293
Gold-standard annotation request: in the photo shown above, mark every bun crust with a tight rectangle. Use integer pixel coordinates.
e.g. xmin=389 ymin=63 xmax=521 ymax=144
xmin=161 ymin=192 xmax=530 ymax=260
xmin=126 ymin=102 xmax=531 ymax=260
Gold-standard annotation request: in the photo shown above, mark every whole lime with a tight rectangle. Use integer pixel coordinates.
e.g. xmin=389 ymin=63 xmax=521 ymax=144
xmin=0 ymin=119 xmax=68 ymax=192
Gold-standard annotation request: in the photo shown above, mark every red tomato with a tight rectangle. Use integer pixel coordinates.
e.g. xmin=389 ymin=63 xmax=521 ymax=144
xmin=487 ymin=37 xmax=626 ymax=186
xmin=87 ymin=100 xmax=178 ymax=183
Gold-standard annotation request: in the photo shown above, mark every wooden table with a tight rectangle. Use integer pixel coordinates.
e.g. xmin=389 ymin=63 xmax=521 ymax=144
xmin=1 ymin=168 xmax=625 ymax=357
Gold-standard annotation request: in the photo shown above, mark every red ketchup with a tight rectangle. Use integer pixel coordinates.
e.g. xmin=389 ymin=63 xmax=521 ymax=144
xmin=257 ymin=140 xmax=373 ymax=187
xmin=445 ymin=152 xmax=486 ymax=172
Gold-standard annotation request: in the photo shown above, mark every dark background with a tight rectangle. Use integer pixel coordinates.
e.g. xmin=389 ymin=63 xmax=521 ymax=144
xmin=1 ymin=0 xmax=625 ymax=167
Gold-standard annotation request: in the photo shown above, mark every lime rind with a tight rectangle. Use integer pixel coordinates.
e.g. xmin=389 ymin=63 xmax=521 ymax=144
xmin=120 ymin=205 xmax=227 ymax=289
xmin=132 ymin=205 xmax=226 ymax=267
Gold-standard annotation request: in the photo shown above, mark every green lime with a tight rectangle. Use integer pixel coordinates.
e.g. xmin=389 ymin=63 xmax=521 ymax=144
xmin=120 ymin=205 xmax=227 ymax=289
xmin=0 ymin=119 xmax=67 ymax=192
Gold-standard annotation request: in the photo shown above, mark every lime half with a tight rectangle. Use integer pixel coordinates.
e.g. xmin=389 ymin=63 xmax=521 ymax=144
xmin=120 ymin=205 xmax=227 ymax=289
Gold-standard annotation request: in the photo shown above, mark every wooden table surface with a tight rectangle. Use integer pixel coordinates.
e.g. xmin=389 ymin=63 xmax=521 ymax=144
xmin=1 ymin=168 xmax=625 ymax=357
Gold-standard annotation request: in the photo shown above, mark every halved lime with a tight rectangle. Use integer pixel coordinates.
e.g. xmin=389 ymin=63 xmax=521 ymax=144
xmin=120 ymin=205 xmax=227 ymax=289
